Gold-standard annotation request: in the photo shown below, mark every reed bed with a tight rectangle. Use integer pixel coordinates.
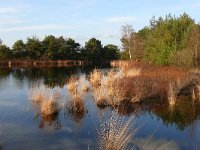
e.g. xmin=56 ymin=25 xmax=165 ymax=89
xmin=97 ymin=112 xmax=136 ymax=150
xmin=109 ymin=61 xmax=200 ymax=105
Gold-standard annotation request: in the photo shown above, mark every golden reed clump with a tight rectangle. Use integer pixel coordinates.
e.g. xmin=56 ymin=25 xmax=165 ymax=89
xmin=89 ymin=69 xmax=102 ymax=88
xmin=67 ymin=76 xmax=78 ymax=94
xmin=29 ymin=85 xmax=47 ymax=103
xmin=41 ymin=91 xmax=61 ymax=116
xmin=29 ymin=85 xmax=61 ymax=116
xmin=65 ymin=94 xmax=86 ymax=124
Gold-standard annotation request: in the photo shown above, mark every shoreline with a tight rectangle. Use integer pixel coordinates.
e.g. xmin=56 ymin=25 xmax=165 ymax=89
xmin=0 ymin=60 xmax=94 ymax=68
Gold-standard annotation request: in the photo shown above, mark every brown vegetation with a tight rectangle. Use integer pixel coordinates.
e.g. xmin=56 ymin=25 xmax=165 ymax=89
xmin=29 ymin=85 xmax=61 ymax=116
xmin=65 ymin=95 xmax=86 ymax=124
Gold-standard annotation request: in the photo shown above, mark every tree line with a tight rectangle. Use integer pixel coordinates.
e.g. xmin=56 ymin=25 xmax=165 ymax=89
xmin=121 ymin=13 xmax=200 ymax=67
xmin=0 ymin=36 xmax=120 ymax=62
xmin=1 ymin=12 xmax=199 ymax=67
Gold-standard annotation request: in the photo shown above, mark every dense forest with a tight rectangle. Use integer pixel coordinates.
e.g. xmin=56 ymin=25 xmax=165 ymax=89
xmin=121 ymin=13 xmax=200 ymax=67
xmin=0 ymin=37 xmax=120 ymax=61
xmin=1 ymin=13 xmax=200 ymax=67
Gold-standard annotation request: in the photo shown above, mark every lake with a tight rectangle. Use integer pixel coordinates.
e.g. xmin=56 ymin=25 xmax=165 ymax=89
xmin=0 ymin=67 xmax=200 ymax=150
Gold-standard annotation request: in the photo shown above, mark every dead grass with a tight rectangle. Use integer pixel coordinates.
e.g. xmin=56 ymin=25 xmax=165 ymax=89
xmin=167 ymin=82 xmax=177 ymax=105
xmin=67 ymin=76 xmax=78 ymax=94
xmin=29 ymin=85 xmax=61 ymax=116
xmin=41 ymin=93 xmax=61 ymax=116
xmin=78 ymin=75 xmax=90 ymax=94
xmin=97 ymin=112 xmax=136 ymax=150
xmin=65 ymin=95 xmax=86 ymax=124
xmin=89 ymin=69 xmax=102 ymax=88
xmin=29 ymin=85 xmax=47 ymax=103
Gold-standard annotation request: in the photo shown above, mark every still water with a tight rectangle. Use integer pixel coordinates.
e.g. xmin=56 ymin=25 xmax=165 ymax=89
xmin=0 ymin=67 xmax=199 ymax=150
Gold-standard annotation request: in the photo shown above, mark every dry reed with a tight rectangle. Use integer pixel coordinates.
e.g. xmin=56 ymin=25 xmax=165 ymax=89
xmin=167 ymin=82 xmax=177 ymax=105
xmin=29 ymin=85 xmax=47 ymax=103
xmin=41 ymin=92 xmax=61 ymax=116
xmin=97 ymin=112 xmax=136 ymax=150
xmin=67 ymin=76 xmax=78 ymax=94
xmin=89 ymin=69 xmax=102 ymax=87
xmin=78 ymin=75 xmax=90 ymax=94
xmin=65 ymin=95 xmax=86 ymax=124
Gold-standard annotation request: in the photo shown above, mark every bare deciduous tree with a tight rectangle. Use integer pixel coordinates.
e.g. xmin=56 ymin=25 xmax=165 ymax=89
xmin=121 ymin=25 xmax=134 ymax=60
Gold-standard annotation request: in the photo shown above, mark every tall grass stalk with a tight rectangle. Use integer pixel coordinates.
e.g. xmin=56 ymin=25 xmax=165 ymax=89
xmin=97 ymin=112 xmax=136 ymax=150
xmin=168 ymin=82 xmax=177 ymax=105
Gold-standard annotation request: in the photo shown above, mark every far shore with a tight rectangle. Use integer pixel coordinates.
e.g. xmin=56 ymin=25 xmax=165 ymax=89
xmin=0 ymin=59 xmax=113 ymax=68
xmin=0 ymin=60 xmax=90 ymax=68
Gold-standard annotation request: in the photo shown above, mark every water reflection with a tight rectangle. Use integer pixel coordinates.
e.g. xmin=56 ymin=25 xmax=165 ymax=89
xmin=0 ymin=67 xmax=200 ymax=149
xmin=33 ymin=113 xmax=62 ymax=130
xmin=0 ymin=66 xmax=107 ymax=88
xmin=98 ymin=97 xmax=200 ymax=131
xmin=31 ymin=102 xmax=62 ymax=130
xmin=64 ymin=99 xmax=87 ymax=127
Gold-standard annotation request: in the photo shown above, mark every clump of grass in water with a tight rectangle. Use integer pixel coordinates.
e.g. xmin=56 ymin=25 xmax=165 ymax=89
xmin=29 ymin=85 xmax=62 ymax=116
xmin=89 ymin=69 xmax=102 ymax=88
xmin=29 ymin=85 xmax=47 ymax=103
xmin=65 ymin=95 xmax=86 ymax=124
xmin=41 ymin=92 xmax=61 ymax=116
xmin=97 ymin=112 xmax=136 ymax=150
xmin=67 ymin=76 xmax=78 ymax=94
xmin=78 ymin=75 xmax=90 ymax=94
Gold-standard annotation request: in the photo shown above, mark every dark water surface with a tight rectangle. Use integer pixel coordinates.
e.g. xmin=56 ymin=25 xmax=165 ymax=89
xmin=0 ymin=67 xmax=200 ymax=150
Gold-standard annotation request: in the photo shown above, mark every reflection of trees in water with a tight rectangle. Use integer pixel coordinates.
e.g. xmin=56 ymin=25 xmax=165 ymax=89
xmin=0 ymin=68 xmax=12 ymax=78
xmin=0 ymin=65 xmax=111 ymax=88
xmin=116 ymin=101 xmax=147 ymax=116
xmin=152 ymin=97 xmax=200 ymax=131
xmin=98 ymin=97 xmax=200 ymax=131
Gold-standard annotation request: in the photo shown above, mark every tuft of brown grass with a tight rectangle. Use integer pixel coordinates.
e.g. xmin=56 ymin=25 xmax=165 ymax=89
xmin=29 ymin=85 xmax=62 ymax=116
xmin=78 ymin=75 xmax=90 ymax=94
xmin=29 ymin=85 xmax=47 ymax=103
xmin=67 ymin=76 xmax=78 ymax=94
xmin=93 ymin=87 xmax=109 ymax=107
xmin=89 ymin=69 xmax=102 ymax=88
xmin=65 ymin=95 xmax=86 ymax=124
xmin=41 ymin=94 xmax=61 ymax=116
xmin=97 ymin=112 xmax=136 ymax=150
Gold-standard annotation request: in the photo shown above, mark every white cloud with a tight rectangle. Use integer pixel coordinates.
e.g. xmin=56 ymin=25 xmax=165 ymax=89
xmin=105 ymin=16 xmax=135 ymax=23
xmin=0 ymin=7 xmax=20 ymax=14
xmin=0 ymin=24 xmax=76 ymax=32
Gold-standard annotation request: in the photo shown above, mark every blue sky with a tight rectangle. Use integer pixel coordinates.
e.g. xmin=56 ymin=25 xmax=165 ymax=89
xmin=0 ymin=0 xmax=200 ymax=48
